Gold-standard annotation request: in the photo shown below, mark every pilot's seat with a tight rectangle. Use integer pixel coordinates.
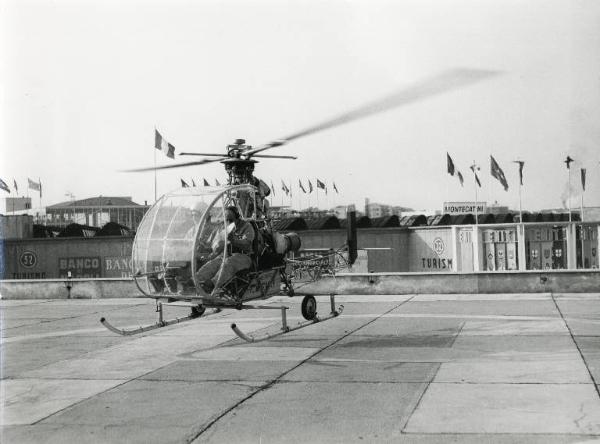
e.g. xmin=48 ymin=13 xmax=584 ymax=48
xmin=219 ymin=220 xmax=285 ymax=300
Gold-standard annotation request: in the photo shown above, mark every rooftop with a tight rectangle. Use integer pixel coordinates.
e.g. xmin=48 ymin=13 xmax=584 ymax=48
xmin=47 ymin=196 xmax=145 ymax=209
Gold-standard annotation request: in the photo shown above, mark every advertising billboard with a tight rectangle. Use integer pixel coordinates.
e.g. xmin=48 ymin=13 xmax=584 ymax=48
xmin=443 ymin=201 xmax=487 ymax=214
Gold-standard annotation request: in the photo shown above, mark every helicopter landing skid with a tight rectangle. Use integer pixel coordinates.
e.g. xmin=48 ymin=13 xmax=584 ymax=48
xmin=231 ymin=294 xmax=344 ymax=343
xmin=100 ymin=301 xmax=219 ymax=336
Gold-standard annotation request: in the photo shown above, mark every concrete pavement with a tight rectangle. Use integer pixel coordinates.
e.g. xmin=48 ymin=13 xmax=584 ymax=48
xmin=1 ymin=293 xmax=600 ymax=443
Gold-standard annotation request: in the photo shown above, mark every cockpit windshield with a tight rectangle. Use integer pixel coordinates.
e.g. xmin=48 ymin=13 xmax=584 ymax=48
xmin=132 ymin=185 xmax=257 ymax=297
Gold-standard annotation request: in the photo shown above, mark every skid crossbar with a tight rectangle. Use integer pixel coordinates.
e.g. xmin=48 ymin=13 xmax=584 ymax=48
xmin=231 ymin=294 xmax=344 ymax=343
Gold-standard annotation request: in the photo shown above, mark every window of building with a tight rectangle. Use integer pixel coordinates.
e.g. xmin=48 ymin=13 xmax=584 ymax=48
xmin=576 ymin=225 xmax=598 ymax=269
xmin=525 ymin=226 xmax=567 ymax=270
xmin=482 ymin=228 xmax=518 ymax=271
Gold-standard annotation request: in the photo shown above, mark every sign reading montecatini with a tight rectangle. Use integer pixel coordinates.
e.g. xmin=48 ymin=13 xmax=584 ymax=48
xmin=443 ymin=201 xmax=487 ymax=215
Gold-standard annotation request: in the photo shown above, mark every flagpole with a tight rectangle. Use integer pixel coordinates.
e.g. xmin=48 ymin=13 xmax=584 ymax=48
xmin=472 ymin=161 xmax=479 ymax=225
xmin=515 ymin=160 xmax=523 ymax=222
xmin=474 ymin=178 xmax=479 ymax=225
xmin=154 ymin=142 xmax=157 ymax=203
xmin=568 ymin=167 xmax=572 ymax=222
xmin=518 ymin=179 xmax=523 ymax=222
xmin=316 ymin=180 xmax=319 ymax=210
xmin=580 ymin=190 xmax=585 ymax=268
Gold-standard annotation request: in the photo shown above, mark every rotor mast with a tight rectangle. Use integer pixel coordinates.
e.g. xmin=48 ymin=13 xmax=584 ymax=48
xmin=223 ymin=139 xmax=258 ymax=185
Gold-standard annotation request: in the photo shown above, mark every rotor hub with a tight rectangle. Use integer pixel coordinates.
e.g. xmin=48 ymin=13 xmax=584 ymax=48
xmin=223 ymin=158 xmax=257 ymax=185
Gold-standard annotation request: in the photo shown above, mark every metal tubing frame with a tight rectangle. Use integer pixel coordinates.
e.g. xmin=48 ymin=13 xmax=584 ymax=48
xmin=100 ymin=302 xmax=219 ymax=336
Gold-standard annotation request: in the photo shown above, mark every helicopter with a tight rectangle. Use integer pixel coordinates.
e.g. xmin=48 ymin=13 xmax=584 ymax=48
xmin=100 ymin=68 xmax=499 ymax=342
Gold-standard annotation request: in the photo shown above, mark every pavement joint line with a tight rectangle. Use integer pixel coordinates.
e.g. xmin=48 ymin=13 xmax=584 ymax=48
xmin=1 ymin=328 xmax=120 ymax=343
xmin=399 ymin=326 xmax=462 ymax=434
xmin=29 ymin=378 xmax=133 ymax=426
xmin=0 ymin=302 xmax=148 ymax=332
xmin=399 ymin=431 xmax=600 ymax=436
xmin=0 ymin=300 xmax=54 ymax=308
xmin=447 ymin=321 xmax=466 ymax=348
xmin=29 ymin=359 xmax=177 ymax=426
xmin=272 ymin=380 xmax=435 ymax=384
xmin=412 ymin=381 xmax=597 ymax=385
xmin=2 ymin=376 xmax=142 ymax=381
xmin=4 ymin=321 xmax=200 ymax=380
xmin=184 ymin=295 xmax=417 ymax=443
xmin=550 ymin=292 xmax=600 ymax=400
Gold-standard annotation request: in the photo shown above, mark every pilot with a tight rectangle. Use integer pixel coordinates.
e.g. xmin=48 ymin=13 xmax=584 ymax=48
xmin=195 ymin=205 xmax=255 ymax=295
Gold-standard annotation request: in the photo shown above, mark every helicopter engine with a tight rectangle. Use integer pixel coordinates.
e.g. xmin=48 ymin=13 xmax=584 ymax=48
xmin=273 ymin=231 xmax=301 ymax=255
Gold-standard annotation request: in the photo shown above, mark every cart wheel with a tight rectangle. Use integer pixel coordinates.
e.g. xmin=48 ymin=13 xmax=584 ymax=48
xmin=301 ymin=296 xmax=317 ymax=320
xmin=191 ymin=305 xmax=206 ymax=318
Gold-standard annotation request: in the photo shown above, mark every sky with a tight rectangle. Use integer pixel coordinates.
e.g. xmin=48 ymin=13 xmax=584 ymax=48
xmin=2 ymin=0 xmax=600 ymax=213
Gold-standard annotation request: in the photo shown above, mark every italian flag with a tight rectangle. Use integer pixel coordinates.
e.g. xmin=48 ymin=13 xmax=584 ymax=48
xmin=155 ymin=129 xmax=175 ymax=159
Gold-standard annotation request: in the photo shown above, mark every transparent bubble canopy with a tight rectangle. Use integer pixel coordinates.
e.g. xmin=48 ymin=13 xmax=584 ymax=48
xmin=131 ymin=184 xmax=256 ymax=296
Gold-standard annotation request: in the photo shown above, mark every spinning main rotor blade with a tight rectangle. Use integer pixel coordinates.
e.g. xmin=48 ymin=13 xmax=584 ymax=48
xmin=123 ymin=157 xmax=227 ymax=172
xmin=179 ymin=152 xmax=227 ymax=157
xmin=251 ymin=154 xmax=297 ymax=159
xmin=245 ymin=68 xmax=500 ymax=156
xmin=178 ymin=152 xmax=296 ymax=159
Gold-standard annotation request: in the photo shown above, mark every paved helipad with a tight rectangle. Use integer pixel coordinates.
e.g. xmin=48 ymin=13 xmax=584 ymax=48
xmin=1 ymin=293 xmax=600 ymax=443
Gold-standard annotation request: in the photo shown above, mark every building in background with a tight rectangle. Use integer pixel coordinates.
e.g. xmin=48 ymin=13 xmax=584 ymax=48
xmin=1 ymin=197 xmax=32 ymax=214
xmin=44 ymin=196 xmax=150 ymax=230
xmin=364 ymin=198 xmax=411 ymax=218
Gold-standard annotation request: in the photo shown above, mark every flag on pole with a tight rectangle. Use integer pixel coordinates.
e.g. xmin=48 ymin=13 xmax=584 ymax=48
xmin=155 ymin=129 xmax=175 ymax=159
xmin=317 ymin=179 xmax=327 ymax=195
xmin=191 ymin=179 xmax=196 ymax=187
xmin=457 ymin=171 xmax=464 ymax=187
xmin=447 ymin=153 xmax=456 ymax=176
xmin=28 ymin=178 xmax=41 ymax=192
xmin=39 ymin=178 xmax=42 ymax=198
xmin=513 ymin=160 xmax=524 ymax=185
xmin=490 ymin=155 xmax=509 ymax=191
xmin=215 ymin=178 xmax=221 ymax=186
xmin=181 ymin=179 xmax=189 ymax=188
xmin=470 ymin=165 xmax=481 ymax=187
xmin=564 ymin=156 xmax=574 ymax=169
xmin=333 ymin=182 xmax=339 ymax=193
xmin=581 ymin=168 xmax=586 ymax=191
xmin=203 ymin=178 xmax=210 ymax=186
xmin=281 ymin=180 xmax=290 ymax=195
xmin=0 ymin=178 xmax=10 ymax=193
xmin=298 ymin=179 xmax=307 ymax=193
xmin=13 ymin=179 xmax=18 ymax=194
xmin=308 ymin=179 xmax=314 ymax=193
xmin=271 ymin=181 xmax=275 ymax=196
